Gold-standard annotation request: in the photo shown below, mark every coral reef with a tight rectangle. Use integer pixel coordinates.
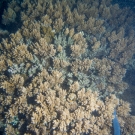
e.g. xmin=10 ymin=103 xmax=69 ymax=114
xmin=0 ymin=0 xmax=135 ymax=134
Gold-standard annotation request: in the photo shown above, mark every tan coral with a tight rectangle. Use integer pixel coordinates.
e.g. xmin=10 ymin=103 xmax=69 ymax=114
xmin=10 ymin=31 xmax=23 ymax=44
xmin=122 ymin=116 xmax=135 ymax=134
xmin=71 ymin=59 xmax=92 ymax=74
xmin=1 ymin=95 xmax=12 ymax=106
xmin=41 ymin=15 xmax=52 ymax=26
xmin=53 ymin=18 xmax=64 ymax=32
xmin=31 ymin=28 xmax=41 ymax=40
xmin=2 ymin=8 xmax=16 ymax=25
xmin=1 ymin=68 xmax=130 ymax=135
xmin=1 ymin=74 xmax=24 ymax=95
xmin=33 ymin=38 xmax=56 ymax=57
xmin=92 ymin=41 xmax=101 ymax=50
xmin=5 ymin=124 xmax=19 ymax=135
xmin=71 ymin=32 xmax=88 ymax=57
xmin=117 ymin=100 xmax=131 ymax=116
xmin=57 ymin=45 xmax=63 ymax=52
xmin=100 ymin=5 xmax=111 ymax=19
xmin=69 ymin=28 xmax=75 ymax=37
xmin=70 ymin=43 xmax=84 ymax=57
xmin=69 ymin=81 xmax=80 ymax=92
xmin=1 ymin=0 xmax=135 ymax=135
xmin=64 ymin=28 xmax=69 ymax=35
xmin=53 ymin=58 xmax=69 ymax=69
xmin=12 ymin=44 xmax=33 ymax=64
xmin=77 ymin=17 xmax=105 ymax=34
xmin=21 ymin=11 xmax=29 ymax=21
xmin=0 ymin=58 xmax=7 ymax=72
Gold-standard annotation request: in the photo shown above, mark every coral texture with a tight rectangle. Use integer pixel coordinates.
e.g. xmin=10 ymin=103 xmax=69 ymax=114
xmin=0 ymin=0 xmax=135 ymax=134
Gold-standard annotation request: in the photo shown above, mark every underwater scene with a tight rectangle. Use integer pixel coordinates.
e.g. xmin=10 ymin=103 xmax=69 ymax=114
xmin=0 ymin=0 xmax=135 ymax=135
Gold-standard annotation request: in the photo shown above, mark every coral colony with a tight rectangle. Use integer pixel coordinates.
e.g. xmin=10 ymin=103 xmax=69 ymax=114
xmin=0 ymin=0 xmax=135 ymax=134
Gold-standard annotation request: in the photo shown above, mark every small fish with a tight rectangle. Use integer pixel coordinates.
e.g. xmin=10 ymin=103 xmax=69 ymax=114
xmin=113 ymin=109 xmax=121 ymax=135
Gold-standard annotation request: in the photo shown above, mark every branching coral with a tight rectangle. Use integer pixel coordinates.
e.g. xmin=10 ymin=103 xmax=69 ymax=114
xmin=1 ymin=74 xmax=24 ymax=95
xmin=0 ymin=0 xmax=135 ymax=134
xmin=2 ymin=8 xmax=16 ymax=25
xmin=32 ymin=38 xmax=56 ymax=58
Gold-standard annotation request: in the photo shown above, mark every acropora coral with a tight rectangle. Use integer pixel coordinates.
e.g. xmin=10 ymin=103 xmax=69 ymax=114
xmin=0 ymin=0 xmax=135 ymax=134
